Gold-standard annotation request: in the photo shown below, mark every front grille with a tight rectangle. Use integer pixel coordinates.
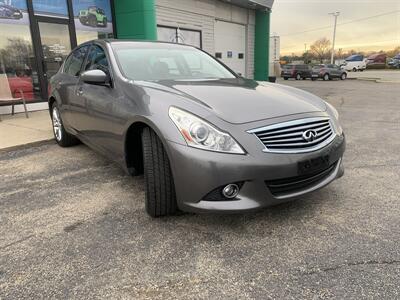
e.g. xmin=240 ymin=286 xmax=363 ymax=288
xmin=248 ymin=117 xmax=335 ymax=153
xmin=265 ymin=162 xmax=337 ymax=197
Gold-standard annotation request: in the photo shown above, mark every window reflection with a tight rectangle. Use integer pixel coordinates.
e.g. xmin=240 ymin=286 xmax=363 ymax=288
xmin=0 ymin=24 xmax=40 ymax=101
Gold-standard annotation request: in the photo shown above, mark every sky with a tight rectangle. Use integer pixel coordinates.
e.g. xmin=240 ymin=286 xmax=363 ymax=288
xmin=270 ymin=0 xmax=400 ymax=55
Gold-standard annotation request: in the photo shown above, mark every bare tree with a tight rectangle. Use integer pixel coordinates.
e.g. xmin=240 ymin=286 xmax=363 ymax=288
xmin=310 ymin=38 xmax=331 ymax=63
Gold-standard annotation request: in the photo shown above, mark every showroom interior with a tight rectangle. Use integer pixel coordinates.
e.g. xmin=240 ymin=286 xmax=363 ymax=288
xmin=0 ymin=0 xmax=273 ymax=114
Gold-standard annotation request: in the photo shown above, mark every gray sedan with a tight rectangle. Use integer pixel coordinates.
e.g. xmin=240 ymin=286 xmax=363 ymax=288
xmin=49 ymin=40 xmax=345 ymax=217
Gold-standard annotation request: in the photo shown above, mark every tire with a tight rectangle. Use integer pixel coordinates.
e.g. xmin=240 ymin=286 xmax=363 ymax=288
xmin=352 ymin=67 xmax=357 ymax=72
xmin=323 ymin=74 xmax=329 ymax=81
xmin=51 ymin=102 xmax=80 ymax=147
xmin=296 ymin=73 xmax=301 ymax=80
xmin=311 ymin=77 xmax=317 ymax=81
xmin=341 ymin=73 xmax=347 ymax=80
xmin=142 ymin=127 xmax=177 ymax=217
xmin=283 ymin=77 xmax=289 ymax=80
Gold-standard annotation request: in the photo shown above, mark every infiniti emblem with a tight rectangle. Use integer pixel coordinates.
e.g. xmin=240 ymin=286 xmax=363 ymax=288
xmin=302 ymin=129 xmax=318 ymax=142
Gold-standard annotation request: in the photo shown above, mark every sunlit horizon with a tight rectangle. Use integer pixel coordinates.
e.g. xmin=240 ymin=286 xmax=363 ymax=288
xmin=271 ymin=0 xmax=400 ymax=56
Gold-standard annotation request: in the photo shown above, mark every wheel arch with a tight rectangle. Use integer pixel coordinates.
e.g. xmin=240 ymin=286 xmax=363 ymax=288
xmin=124 ymin=117 xmax=170 ymax=176
xmin=48 ymin=96 xmax=57 ymax=116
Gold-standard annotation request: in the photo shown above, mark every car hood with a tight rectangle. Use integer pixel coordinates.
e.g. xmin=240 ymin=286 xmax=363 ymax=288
xmin=145 ymin=78 xmax=327 ymax=124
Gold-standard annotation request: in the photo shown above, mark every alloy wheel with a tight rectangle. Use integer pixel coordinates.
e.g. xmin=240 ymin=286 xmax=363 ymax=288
xmin=52 ymin=107 xmax=62 ymax=142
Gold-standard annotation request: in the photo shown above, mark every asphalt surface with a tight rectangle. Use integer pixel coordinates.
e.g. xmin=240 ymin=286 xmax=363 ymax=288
xmin=1 ymin=79 xmax=399 ymax=299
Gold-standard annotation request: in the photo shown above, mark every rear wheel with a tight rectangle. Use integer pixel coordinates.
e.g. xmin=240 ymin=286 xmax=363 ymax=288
xmin=142 ymin=127 xmax=177 ymax=217
xmin=296 ymin=73 xmax=301 ymax=80
xmin=323 ymin=73 xmax=330 ymax=81
xmin=352 ymin=67 xmax=357 ymax=72
xmin=51 ymin=102 xmax=79 ymax=147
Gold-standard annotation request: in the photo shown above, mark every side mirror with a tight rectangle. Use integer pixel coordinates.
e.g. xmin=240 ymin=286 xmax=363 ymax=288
xmin=81 ymin=69 xmax=110 ymax=85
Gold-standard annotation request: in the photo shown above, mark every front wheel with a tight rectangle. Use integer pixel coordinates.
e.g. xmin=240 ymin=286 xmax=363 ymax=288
xmin=352 ymin=67 xmax=357 ymax=72
xmin=51 ymin=102 xmax=79 ymax=147
xmin=296 ymin=73 xmax=301 ymax=80
xmin=341 ymin=73 xmax=347 ymax=80
xmin=323 ymin=74 xmax=330 ymax=81
xmin=142 ymin=127 xmax=177 ymax=217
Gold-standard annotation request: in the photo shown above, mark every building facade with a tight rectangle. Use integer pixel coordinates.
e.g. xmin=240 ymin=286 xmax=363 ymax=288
xmin=0 ymin=0 xmax=273 ymax=114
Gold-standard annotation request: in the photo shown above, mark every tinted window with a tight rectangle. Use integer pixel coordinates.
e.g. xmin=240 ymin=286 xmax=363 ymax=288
xmin=64 ymin=45 xmax=89 ymax=76
xmin=282 ymin=65 xmax=293 ymax=70
xmin=85 ymin=45 xmax=109 ymax=74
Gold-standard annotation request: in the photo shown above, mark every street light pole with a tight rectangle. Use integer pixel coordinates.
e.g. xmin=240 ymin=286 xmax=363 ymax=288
xmin=329 ymin=12 xmax=340 ymax=64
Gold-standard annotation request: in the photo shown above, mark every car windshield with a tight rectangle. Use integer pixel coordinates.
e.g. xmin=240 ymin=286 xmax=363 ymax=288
xmin=112 ymin=43 xmax=236 ymax=81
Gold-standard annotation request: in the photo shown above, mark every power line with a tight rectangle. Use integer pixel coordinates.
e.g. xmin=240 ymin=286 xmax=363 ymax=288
xmin=280 ymin=10 xmax=400 ymax=37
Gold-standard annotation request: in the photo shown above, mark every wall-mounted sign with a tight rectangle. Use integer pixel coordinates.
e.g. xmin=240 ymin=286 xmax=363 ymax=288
xmin=73 ymin=0 xmax=113 ymax=33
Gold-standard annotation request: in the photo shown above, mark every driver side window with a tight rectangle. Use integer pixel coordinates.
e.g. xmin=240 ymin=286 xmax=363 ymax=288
xmin=85 ymin=45 xmax=109 ymax=75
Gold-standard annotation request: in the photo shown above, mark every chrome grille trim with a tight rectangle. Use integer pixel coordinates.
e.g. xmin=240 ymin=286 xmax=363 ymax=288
xmin=248 ymin=117 xmax=336 ymax=153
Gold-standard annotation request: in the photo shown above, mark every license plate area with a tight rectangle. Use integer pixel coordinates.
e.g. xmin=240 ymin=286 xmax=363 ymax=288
xmin=298 ymin=155 xmax=330 ymax=175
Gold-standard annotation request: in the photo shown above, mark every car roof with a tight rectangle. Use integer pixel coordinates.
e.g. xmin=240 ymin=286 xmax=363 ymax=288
xmin=80 ymin=39 xmax=199 ymax=50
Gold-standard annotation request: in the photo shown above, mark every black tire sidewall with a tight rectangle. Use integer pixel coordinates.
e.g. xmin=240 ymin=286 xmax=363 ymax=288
xmin=142 ymin=127 xmax=177 ymax=217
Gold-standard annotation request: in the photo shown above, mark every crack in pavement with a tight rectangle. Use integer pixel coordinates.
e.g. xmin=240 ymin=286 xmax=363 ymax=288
xmin=0 ymin=234 xmax=34 ymax=250
xmin=300 ymin=259 xmax=400 ymax=275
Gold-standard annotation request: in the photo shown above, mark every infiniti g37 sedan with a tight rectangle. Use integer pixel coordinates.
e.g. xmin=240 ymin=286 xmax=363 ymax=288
xmin=49 ymin=40 xmax=345 ymax=217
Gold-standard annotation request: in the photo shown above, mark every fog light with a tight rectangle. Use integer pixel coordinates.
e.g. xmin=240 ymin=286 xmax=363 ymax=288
xmin=222 ymin=184 xmax=239 ymax=199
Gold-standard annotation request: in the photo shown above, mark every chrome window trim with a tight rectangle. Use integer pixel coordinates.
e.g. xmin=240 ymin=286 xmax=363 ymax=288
xmin=247 ymin=117 xmax=337 ymax=154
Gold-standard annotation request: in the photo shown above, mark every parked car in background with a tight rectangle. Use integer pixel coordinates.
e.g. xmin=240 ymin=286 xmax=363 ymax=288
xmin=341 ymin=54 xmax=366 ymax=72
xmin=312 ymin=64 xmax=347 ymax=81
xmin=78 ymin=6 xmax=107 ymax=27
xmin=388 ymin=54 xmax=400 ymax=69
xmin=366 ymin=53 xmax=387 ymax=69
xmin=281 ymin=64 xmax=312 ymax=80
xmin=0 ymin=2 xmax=23 ymax=19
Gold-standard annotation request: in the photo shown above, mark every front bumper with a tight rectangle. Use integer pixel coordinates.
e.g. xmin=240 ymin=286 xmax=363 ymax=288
xmin=167 ymin=134 xmax=345 ymax=213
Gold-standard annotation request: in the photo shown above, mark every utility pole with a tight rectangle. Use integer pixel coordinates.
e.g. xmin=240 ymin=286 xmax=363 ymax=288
xmin=329 ymin=12 xmax=340 ymax=64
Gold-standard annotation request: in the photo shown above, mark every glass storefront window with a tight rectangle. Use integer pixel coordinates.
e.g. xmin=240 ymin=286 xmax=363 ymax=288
xmin=72 ymin=0 xmax=114 ymax=45
xmin=32 ymin=0 xmax=69 ymax=18
xmin=38 ymin=22 xmax=71 ymax=80
xmin=0 ymin=1 xmax=41 ymax=101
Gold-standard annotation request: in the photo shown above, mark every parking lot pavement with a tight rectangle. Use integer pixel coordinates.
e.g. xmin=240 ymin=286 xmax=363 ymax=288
xmin=346 ymin=69 xmax=400 ymax=83
xmin=1 ymin=79 xmax=400 ymax=299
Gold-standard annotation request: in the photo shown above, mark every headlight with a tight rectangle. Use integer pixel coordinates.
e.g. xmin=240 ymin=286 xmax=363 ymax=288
xmin=169 ymin=107 xmax=245 ymax=154
xmin=325 ymin=102 xmax=343 ymax=135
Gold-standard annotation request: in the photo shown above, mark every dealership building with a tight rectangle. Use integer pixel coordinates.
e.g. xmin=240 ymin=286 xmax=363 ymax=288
xmin=0 ymin=0 xmax=273 ymax=114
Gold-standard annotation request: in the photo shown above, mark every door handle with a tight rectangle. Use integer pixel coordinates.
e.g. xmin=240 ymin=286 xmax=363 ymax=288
xmin=76 ymin=87 xmax=83 ymax=96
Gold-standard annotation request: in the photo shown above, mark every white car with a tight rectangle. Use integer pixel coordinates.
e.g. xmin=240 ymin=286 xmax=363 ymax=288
xmin=341 ymin=55 xmax=366 ymax=72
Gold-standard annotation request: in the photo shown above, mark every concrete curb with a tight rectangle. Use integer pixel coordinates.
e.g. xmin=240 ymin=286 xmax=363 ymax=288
xmin=0 ymin=138 xmax=55 ymax=153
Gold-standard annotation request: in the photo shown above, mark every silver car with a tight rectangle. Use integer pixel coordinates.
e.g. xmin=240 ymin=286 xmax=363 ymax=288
xmin=49 ymin=40 xmax=345 ymax=217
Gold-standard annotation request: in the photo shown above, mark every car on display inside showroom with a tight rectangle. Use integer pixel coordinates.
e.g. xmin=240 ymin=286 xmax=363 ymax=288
xmin=0 ymin=3 xmax=23 ymax=19
xmin=49 ymin=40 xmax=345 ymax=217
